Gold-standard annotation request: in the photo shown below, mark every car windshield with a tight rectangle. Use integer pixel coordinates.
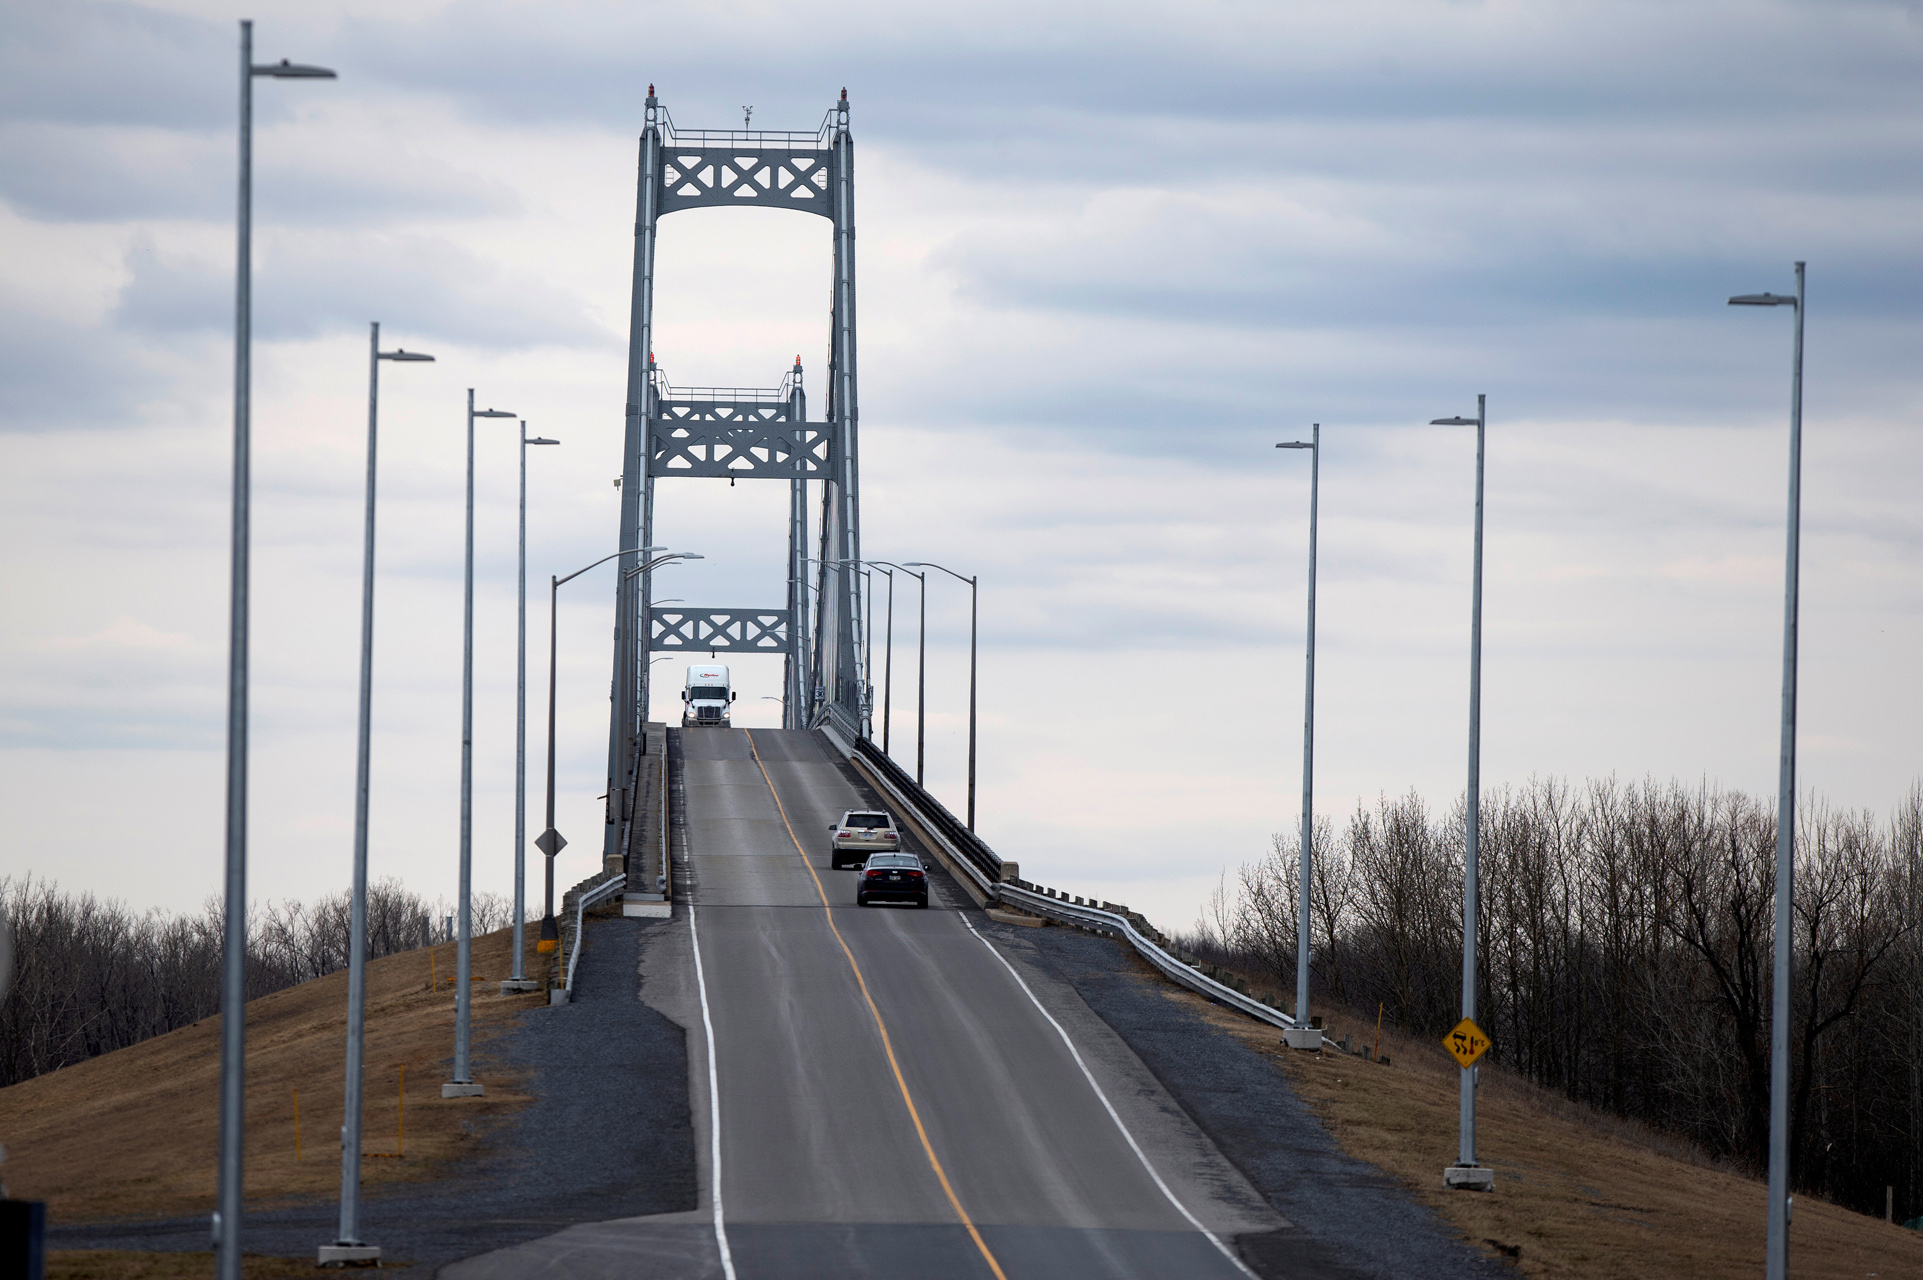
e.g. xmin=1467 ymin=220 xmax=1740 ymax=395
xmin=688 ymin=685 xmax=728 ymax=701
xmin=844 ymin=813 xmax=890 ymax=828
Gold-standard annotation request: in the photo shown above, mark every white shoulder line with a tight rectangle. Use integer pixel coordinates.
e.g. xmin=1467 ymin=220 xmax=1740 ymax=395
xmin=688 ymin=900 xmax=738 ymax=1280
xmin=958 ymin=915 xmax=1259 ymax=1279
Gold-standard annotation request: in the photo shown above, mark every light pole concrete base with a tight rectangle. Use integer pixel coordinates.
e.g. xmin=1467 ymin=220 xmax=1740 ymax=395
xmin=441 ymin=1081 xmax=485 ymax=1099
xmin=1443 ymin=1165 xmax=1496 ymax=1191
xmin=548 ymin=988 xmax=570 ymax=1005
xmin=317 ymin=1243 xmax=381 ymax=1267
xmin=498 ymin=978 xmax=542 ymax=994
xmin=1281 ymin=1027 xmax=1324 ymax=1051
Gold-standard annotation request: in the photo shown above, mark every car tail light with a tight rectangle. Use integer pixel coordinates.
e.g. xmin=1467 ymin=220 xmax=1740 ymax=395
xmin=865 ymin=868 xmax=884 ymax=879
xmin=906 ymin=870 xmax=923 ymax=878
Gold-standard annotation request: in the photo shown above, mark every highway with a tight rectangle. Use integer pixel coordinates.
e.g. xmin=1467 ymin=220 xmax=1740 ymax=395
xmin=454 ymin=727 xmax=1282 ymax=1278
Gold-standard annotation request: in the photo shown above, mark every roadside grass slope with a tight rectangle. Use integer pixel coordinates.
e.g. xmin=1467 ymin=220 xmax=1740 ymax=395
xmin=0 ymin=927 xmax=545 ymax=1233
xmin=1164 ymin=968 xmax=1923 ymax=1279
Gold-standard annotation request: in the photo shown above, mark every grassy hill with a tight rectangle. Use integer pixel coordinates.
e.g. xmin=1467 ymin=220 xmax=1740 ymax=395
xmin=1170 ymin=973 xmax=1923 ymax=1279
xmin=0 ymin=926 xmax=546 ymax=1225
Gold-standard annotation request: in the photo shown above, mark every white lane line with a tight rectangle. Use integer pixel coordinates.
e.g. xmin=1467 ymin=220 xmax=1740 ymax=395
xmin=688 ymin=899 xmax=738 ymax=1280
xmin=959 ymin=914 xmax=1259 ymax=1279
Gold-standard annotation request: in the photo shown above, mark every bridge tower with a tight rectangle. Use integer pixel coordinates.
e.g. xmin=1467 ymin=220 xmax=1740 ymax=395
xmin=604 ymin=88 xmax=866 ymax=865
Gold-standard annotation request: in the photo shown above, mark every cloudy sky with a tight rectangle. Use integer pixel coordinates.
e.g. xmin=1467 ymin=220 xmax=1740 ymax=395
xmin=3 ymin=0 xmax=1919 ymax=933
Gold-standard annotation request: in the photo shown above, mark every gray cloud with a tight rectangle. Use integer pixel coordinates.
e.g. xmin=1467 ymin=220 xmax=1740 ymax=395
xmin=0 ymin=119 xmax=522 ymax=224
xmin=0 ymin=283 xmax=187 ymax=429
xmin=0 ymin=2 xmax=227 ymax=131
xmin=3 ymin=0 xmax=1920 ymax=925
xmin=113 ymin=230 xmax=613 ymax=350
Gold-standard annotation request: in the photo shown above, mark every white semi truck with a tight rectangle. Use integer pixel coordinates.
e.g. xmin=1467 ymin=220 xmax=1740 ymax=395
xmin=681 ymin=663 xmax=735 ymax=727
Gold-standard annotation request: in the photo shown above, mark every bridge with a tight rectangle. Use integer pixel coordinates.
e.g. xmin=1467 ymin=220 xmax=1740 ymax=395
xmin=521 ymin=90 xmax=1421 ymax=1279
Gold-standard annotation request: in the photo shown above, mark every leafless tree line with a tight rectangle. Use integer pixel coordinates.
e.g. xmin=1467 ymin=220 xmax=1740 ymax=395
xmin=0 ymin=876 xmax=520 ymax=1089
xmin=1190 ymin=777 xmax=1923 ymax=1222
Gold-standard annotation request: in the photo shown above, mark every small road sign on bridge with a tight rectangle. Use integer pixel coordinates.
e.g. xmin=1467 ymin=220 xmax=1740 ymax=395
xmin=1444 ymin=1017 xmax=1490 ymax=1069
xmin=536 ymin=829 xmax=567 ymax=856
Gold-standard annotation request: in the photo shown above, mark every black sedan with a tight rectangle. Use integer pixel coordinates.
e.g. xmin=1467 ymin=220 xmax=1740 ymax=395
xmin=855 ymin=853 xmax=928 ymax=908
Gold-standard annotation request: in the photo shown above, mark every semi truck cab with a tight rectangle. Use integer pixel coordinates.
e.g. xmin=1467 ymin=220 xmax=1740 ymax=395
xmin=681 ymin=663 xmax=734 ymax=727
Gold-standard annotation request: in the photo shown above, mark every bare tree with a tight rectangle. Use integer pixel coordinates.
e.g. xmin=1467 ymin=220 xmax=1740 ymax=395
xmin=1200 ymin=774 xmax=1923 ymax=1219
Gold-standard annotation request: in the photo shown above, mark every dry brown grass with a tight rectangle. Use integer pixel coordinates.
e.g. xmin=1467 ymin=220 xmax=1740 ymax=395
xmin=0 ymin=927 xmax=552 ymax=1226
xmin=1157 ymin=970 xmax=1923 ymax=1278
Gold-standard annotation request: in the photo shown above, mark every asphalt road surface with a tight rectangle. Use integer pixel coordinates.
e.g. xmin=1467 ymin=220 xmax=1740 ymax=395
xmin=452 ymin=728 xmax=1281 ymax=1279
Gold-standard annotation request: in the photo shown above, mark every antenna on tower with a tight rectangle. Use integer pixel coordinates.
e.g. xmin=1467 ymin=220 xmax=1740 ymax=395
xmin=743 ymin=105 xmax=753 ymax=128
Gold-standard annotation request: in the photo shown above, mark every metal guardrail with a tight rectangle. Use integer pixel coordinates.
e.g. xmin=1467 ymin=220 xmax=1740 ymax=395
xmin=848 ymin=748 xmax=996 ymax=898
xmin=659 ymin=109 xmax=836 ymax=150
xmin=564 ymin=873 xmax=628 ymax=994
xmin=997 ymin=884 xmax=1317 ymax=1034
xmin=657 ymin=747 xmax=669 ymax=893
xmin=849 ymin=737 xmax=1003 ymax=891
xmin=830 ymin=729 xmax=1336 ymax=1047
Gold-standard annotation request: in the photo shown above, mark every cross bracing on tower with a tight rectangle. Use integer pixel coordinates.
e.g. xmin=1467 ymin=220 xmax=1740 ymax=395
xmin=648 ymin=369 xmax=837 ymax=480
xmin=602 ymin=87 xmax=866 ymax=872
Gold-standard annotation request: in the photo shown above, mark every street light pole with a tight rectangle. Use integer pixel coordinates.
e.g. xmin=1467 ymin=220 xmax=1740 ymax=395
xmin=509 ymin=425 xmax=560 ymax=990
xmin=1431 ymin=396 xmax=1487 ymax=1181
xmin=539 ymin=549 xmax=690 ymax=951
xmin=1730 ymin=264 xmax=1807 ymax=1280
xmin=220 ymin=24 xmax=331 ymax=1279
xmin=863 ymin=568 xmax=876 ymax=732
xmin=877 ymin=567 xmax=895 ymax=753
xmin=1275 ymin=427 xmax=1319 ymax=1035
xmin=869 ymin=563 xmax=925 ymax=781
xmin=326 ymin=327 xmax=431 ymax=1266
xmin=917 ymin=576 xmax=924 ymax=785
xmin=905 ymin=562 xmax=978 ymax=828
xmin=446 ymin=393 xmax=516 ymax=1100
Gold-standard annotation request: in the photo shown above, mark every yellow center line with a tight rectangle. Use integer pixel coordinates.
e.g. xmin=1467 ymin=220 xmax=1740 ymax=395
xmin=745 ymin=731 xmax=1009 ymax=1280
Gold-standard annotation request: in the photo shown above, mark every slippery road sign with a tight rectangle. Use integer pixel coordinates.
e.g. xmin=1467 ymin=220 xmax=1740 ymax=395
xmin=1444 ymin=1018 xmax=1490 ymax=1069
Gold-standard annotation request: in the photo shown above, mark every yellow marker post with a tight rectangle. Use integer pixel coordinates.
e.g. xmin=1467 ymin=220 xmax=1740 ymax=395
xmin=293 ymin=1088 xmax=301 ymax=1162
xmin=1374 ymin=1002 xmax=1384 ymax=1062
xmin=397 ymin=1065 xmax=405 ymax=1157
xmin=1444 ymin=1017 xmax=1490 ymax=1069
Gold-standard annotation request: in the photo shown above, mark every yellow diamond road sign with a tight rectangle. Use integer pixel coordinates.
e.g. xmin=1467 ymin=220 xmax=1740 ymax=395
xmin=1445 ymin=1017 xmax=1490 ymax=1069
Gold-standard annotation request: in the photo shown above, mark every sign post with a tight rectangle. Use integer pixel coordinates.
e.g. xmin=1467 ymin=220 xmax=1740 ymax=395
xmin=1442 ymin=1017 xmax=1496 ymax=1190
xmin=536 ymin=828 xmax=567 ymax=955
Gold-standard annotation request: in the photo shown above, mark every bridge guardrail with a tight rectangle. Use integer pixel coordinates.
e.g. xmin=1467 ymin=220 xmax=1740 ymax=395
xmin=829 ymin=729 xmax=1333 ymax=1046
xmin=995 ymin=884 xmax=1319 ymax=1035
xmin=559 ymin=872 xmax=627 ymax=1002
xmin=848 ymin=736 xmax=1004 ymax=891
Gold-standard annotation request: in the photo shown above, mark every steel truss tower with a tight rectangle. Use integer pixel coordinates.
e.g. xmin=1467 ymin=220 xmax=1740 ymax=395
xmin=604 ymin=88 xmax=866 ymax=867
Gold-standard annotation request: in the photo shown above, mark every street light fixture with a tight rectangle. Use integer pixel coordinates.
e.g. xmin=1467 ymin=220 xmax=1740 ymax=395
xmin=1729 ymin=263 xmax=1806 ymax=1280
xmin=506 ymin=426 xmax=560 ymax=993
xmin=446 ymin=393 xmax=517 ymax=1101
xmin=221 ymin=23 xmax=333 ymax=1279
xmin=326 ymin=326 xmax=432 ymax=1267
xmin=540 ymin=550 xmax=694 ymax=955
xmin=904 ymin=562 xmax=978 ymax=829
xmin=1275 ymin=427 xmax=1321 ymax=1048
xmin=1430 ymin=396 xmax=1489 ymax=1190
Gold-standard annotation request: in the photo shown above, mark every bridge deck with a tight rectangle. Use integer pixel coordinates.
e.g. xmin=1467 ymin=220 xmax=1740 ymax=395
xmin=455 ymin=727 xmax=1277 ymax=1278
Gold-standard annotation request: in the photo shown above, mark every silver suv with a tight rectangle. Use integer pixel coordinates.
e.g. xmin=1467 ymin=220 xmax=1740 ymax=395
xmin=829 ymin=810 xmax=900 ymax=869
